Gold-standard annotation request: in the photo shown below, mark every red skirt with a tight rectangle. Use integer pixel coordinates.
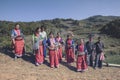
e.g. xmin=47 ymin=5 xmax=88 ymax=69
xmin=35 ymin=45 xmax=44 ymax=64
xmin=66 ymin=48 xmax=74 ymax=63
xmin=49 ymin=50 xmax=59 ymax=67
xmin=14 ymin=40 xmax=24 ymax=57
xmin=76 ymin=55 xmax=87 ymax=70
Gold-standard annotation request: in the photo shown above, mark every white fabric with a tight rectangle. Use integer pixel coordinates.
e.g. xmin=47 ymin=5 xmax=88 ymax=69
xmin=40 ymin=31 xmax=47 ymax=39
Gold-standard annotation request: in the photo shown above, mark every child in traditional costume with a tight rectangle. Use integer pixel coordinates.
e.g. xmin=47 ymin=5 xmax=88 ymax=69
xmin=76 ymin=38 xmax=88 ymax=72
xmin=47 ymin=32 xmax=59 ymax=68
xmin=55 ymin=32 xmax=64 ymax=62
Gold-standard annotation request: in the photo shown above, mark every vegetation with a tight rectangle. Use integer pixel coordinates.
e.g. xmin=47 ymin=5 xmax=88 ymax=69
xmin=101 ymin=19 xmax=120 ymax=38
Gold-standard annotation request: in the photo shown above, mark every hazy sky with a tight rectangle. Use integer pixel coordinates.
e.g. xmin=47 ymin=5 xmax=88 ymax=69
xmin=0 ymin=0 xmax=120 ymax=22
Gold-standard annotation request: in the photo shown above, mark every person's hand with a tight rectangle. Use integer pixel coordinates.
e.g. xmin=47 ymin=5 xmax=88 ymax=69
xmin=12 ymin=40 xmax=15 ymax=45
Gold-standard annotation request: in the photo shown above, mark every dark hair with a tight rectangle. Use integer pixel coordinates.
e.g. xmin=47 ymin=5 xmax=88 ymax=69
xmin=35 ymin=27 xmax=40 ymax=33
xmin=57 ymin=32 xmax=61 ymax=35
xmin=49 ymin=31 xmax=54 ymax=35
xmin=98 ymin=36 xmax=101 ymax=40
xmin=15 ymin=23 xmax=19 ymax=27
xmin=41 ymin=25 xmax=46 ymax=30
xmin=67 ymin=34 xmax=70 ymax=37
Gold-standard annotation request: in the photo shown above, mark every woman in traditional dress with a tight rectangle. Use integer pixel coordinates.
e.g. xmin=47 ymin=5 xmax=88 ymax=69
xmin=11 ymin=23 xmax=25 ymax=60
xmin=47 ymin=32 xmax=59 ymax=68
xmin=32 ymin=27 xmax=44 ymax=66
xmin=65 ymin=34 xmax=75 ymax=64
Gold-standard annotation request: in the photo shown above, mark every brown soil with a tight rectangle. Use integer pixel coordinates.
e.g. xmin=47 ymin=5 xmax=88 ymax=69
xmin=0 ymin=52 xmax=120 ymax=80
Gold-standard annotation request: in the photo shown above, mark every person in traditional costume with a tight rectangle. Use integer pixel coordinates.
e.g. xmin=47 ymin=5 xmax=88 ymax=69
xmin=65 ymin=34 xmax=75 ymax=64
xmin=11 ymin=23 xmax=25 ymax=60
xmin=94 ymin=37 xmax=104 ymax=69
xmin=76 ymin=38 xmax=88 ymax=72
xmin=55 ymin=32 xmax=64 ymax=62
xmin=32 ymin=27 xmax=44 ymax=66
xmin=47 ymin=32 xmax=59 ymax=68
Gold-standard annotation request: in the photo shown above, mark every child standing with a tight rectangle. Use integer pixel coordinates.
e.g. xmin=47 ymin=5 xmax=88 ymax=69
xmin=76 ymin=38 xmax=88 ymax=72
xmin=55 ymin=32 xmax=64 ymax=62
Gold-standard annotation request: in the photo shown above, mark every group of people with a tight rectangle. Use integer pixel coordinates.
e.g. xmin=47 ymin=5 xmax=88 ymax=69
xmin=11 ymin=23 xmax=105 ymax=72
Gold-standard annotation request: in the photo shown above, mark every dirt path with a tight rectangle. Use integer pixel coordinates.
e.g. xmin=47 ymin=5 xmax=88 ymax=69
xmin=0 ymin=52 xmax=120 ymax=80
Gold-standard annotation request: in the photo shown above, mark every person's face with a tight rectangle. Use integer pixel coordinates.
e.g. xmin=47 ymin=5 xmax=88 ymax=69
xmin=98 ymin=38 xmax=101 ymax=41
xmin=67 ymin=36 xmax=71 ymax=39
xmin=57 ymin=33 xmax=60 ymax=36
xmin=41 ymin=28 xmax=44 ymax=31
xmin=80 ymin=39 xmax=84 ymax=44
xmin=89 ymin=37 xmax=92 ymax=42
xmin=37 ymin=28 xmax=41 ymax=33
xmin=50 ymin=34 xmax=54 ymax=38
xmin=15 ymin=24 xmax=20 ymax=29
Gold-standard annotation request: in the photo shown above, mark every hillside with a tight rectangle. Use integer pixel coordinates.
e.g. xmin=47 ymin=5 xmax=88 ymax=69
xmin=101 ymin=19 xmax=120 ymax=38
xmin=0 ymin=15 xmax=120 ymax=36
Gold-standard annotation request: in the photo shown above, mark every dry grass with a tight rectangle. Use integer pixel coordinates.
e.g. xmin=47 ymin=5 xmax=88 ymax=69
xmin=0 ymin=52 xmax=120 ymax=80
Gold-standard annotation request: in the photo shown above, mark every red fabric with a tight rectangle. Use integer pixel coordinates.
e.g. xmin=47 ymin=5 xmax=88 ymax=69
xmin=35 ymin=45 xmax=44 ymax=64
xmin=76 ymin=55 xmax=87 ymax=70
xmin=14 ymin=29 xmax=20 ymax=36
xmin=78 ymin=44 xmax=84 ymax=52
xmin=66 ymin=48 xmax=74 ymax=63
xmin=76 ymin=44 xmax=88 ymax=70
xmin=14 ymin=40 xmax=24 ymax=56
xmin=66 ymin=39 xmax=74 ymax=63
xmin=66 ymin=39 xmax=72 ymax=48
xmin=49 ymin=50 xmax=59 ymax=67
xmin=56 ymin=37 xmax=63 ymax=61
xmin=58 ymin=47 xmax=62 ymax=61
xmin=56 ymin=37 xmax=61 ymax=42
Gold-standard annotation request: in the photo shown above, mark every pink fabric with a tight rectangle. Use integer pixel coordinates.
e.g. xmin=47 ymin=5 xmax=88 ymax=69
xmin=76 ymin=44 xmax=88 ymax=70
xmin=100 ymin=52 xmax=105 ymax=61
xmin=14 ymin=29 xmax=20 ymax=36
xmin=78 ymin=44 xmax=84 ymax=52
xmin=56 ymin=37 xmax=61 ymax=42
xmin=77 ymin=55 xmax=87 ymax=70
xmin=49 ymin=38 xmax=59 ymax=67
xmin=58 ymin=47 xmax=62 ymax=61
xmin=66 ymin=39 xmax=74 ymax=63
xmin=50 ymin=38 xmax=56 ymax=47
xmin=56 ymin=37 xmax=63 ymax=61
xmin=35 ymin=34 xmax=44 ymax=63
xmin=66 ymin=39 xmax=72 ymax=48
xmin=14 ymin=40 xmax=24 ymax=56
xmin=49 ymin=50 xmax=59 ymax=67
xmin=35 ymin=45 xmax=44 ymax=64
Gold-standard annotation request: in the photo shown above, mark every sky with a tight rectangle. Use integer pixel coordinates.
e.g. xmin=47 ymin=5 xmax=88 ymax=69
xmin=0 ymin=0 xmax=120 ymax=22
